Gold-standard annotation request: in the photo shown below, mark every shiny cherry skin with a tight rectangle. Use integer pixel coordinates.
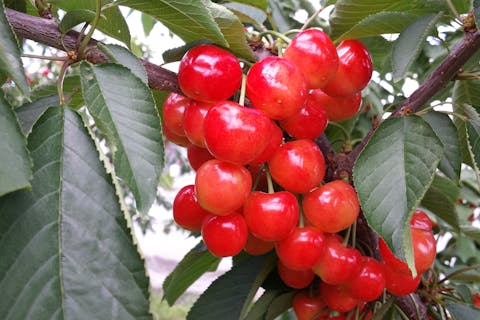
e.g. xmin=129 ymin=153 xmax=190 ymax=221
xmin=243 ymin=190 xmax=299 ymax=242
xmin=322 ymin=40 xmax=373 ymax=98
xmin=244 ymin=233 xmax=274 ymax=256
xmin=246 ymin=56 xmax=307 ymax=120
xmin=276 ymin=227 xmax=326 ymax=270
xmin=173 ymin=185 xmax=211 ymax=231
xmin=344 ymin=256 xmax=386 ymax=301
xmin=382 ymin=260 xmax=421 ymax=296
xmin=309 ymin=89 xmax=362 ymax=122
xmin=292 ymin=289 xmax=329 ymax=320
xmin=204 ymin=101 xmax=275 ymax=165
xmin=163 ymin=123 xmax=190 ymax=147
xmin=249 ymin=122 xmax=283 ymax=164
xmin=195 ymin=159 xmax=252 ymax=215
xmin=472 ymin=293 xmax=480 ymax=307
xmin=302 ymin=180 xmax=360 ymax=233
xmin=187 ymin=144 xmax=215 ymax=171
xmin=312 ymin=234 xmax=362 ymax=285
xmin=268 ymin=139 xmax=326 ymax=194
xmin=279 ymin=90 xmax=329 ymax=139
xmin=178 ymin=44 xmax=242 ymax=103
xmin=183 ymin=100 xmax=214 ymax=148
xmin=162 ymin=92 xmax=190 ymax=136
xmin=277 ymin=260 xmax=315 ymax=289
xmin=321 ymin=282 xmax=359 ymax=313
xmin=201 ymin=212 xmax=248 ymax=257
xmin=284 ymin=28 xmax=338 ymax=89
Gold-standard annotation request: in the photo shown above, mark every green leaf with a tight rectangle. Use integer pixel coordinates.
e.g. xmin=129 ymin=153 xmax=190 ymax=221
xmin=98 ymin=44 xmax=148 ymax=84
xmin=205 ymin=2 xmax=255 ymax=61
xmin=58 ymin=9 xmax=97 ymax=33
xmin=31 ymin=75 xmax=84 ymax=110
xmin=446 ymin=302 xmax=480 ymax=320
xmin=474 ymin=0 xmax=480 ymax=31
xmin=353 ymin=116 xmax=444 ymax=273
xmin=455 ymin=234 xmax=478 ymax=263
xmin=268 ymin=0 xmax=302 ymax=33
xmin=361 ymin=36 xmax=394 ymax=75
xmin=15 ymin=94 xmax=59 ymax=135
xmin=0 ymin=95 xmax=31 ymax=196
xmin=187 ymin=253 xmax=276 ymax=320
xmin=245 ymin=289 xmax=284 ymax=320
xmin=264 ymin=291 xmax=296 ymax=320
xmin=421 ymin=174 xmax=460 ymax=229
xmin=0 ymin=0 xmax=30 ymax=97
xmin=461 ymin=225 xmax=480 ymax=245
xmin=466 ymin=119 xmax=480 ymax=171
xmin=162 ymin=40 xmax=214 ymax=64
xmin=80 ymin=62 xmax=164 ymax=215
xmin=0 ymin=107 xmax=150 ymax=319
xmin=5 ymin=0 xmax=26 ymax=12
xmin=141 ymin=13 xmax=156 ymax=37
xmin=453 ymin=80 xmax=480 ymax=107
xmin=392 ymin=13 xmax=443 ymax=81
xmin=224 ymin=2 xmax=267 ymax=26
xmin=163 ymin=241 xmax=221 ymax=306
xmin=230 ymin=0 xmax=268 ymax=11
xmin=423 ymin=112 xmax=461 ymax=181
xmin=121 ymin=0 xmax=226 ymax=46
xmin=50 ymin=0 xmax=131 ymax=47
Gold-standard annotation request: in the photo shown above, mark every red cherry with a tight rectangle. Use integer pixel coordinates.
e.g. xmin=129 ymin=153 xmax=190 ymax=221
xmin=344 ymin=256 xmax=386 ymax=301
xmin=249 ymin=122 xmax=283 ymax=164
xmin=284 ymin=28 xmax=338 ymax=89
xmin=309 ymin=89 xmax=362 ymax=122
xmin=382 ymin=261 xmax=421 ymax=296
xmin=472 ymin=293 xmax=480 ymax=307
xmin=279 ymin=90 xmax=328 ymax=139
xmin=162 ymin=92 xmax=190 ymax=136
xmin=195 ymin=159 xmax=252 ymax=215
xmin=275 ymin=227 xmax=325 ymax=270
xmin=178 ymin=44 xmax=242 ymax=103
xmin=246 ymin=56 xmax=307 ymax=120
xmin=201 ymin=212 xmax=248 ymax=257
xmin=173 ymin=185 xmax=211 ymax=231
xmin=187 ymin=144 xmax=215 ymax=171
xmin=322 ymin=40 xmax=373 ymax=98
xmin=410 ymin=209 xmax=434 ymax=231
xmin=243 ymin=191 xmax=299 ymax=242
xmin=204 ymin=101 xmax=275 ymax=165
xmin=302 ymin=180 xmax=360 ymax=233
xmin=292 ymin=290 xmax=329 ymax=320
xmin=162 ymin=124 xmax=190 ymax=147
xmin=268 ymin=139 xmax=326 ymax=194
xmin=312 ymin=234 xmax=362 ymax=285
xmin=277 ymin=260 xmax=315 ymax=289
xmin=321 ymin=282 xmax=359 ymax=313
xmin=183 ymin=100 xmax=214 ymax=148
xmin=244 ymin=233 xmax=274 ymax=256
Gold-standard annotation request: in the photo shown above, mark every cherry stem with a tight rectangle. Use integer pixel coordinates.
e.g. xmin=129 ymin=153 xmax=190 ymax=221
xmin=238 ymin=74 xmax=247 ymax=106
xmin=21 ymin=53 xmax=68 ymax=61
xmin=251 ymin=164 xmax=265 ymax=191
xmin=298 ymin=195 xmax=305 ymax=228
xmin=257 ymin=30 xmax=291 ymax=44
xmin=300 ymin=4 xmax=325 ymax=31
xmin=351 ymin=219 xmax=357 ymax=248
xmin=408 ymin=294 xmax=422 ymax=320
xmin=342 ymin=225 xmax=352 ymax=246
xmin=438 ymin=264 xmax=480 ymax=284
xmin=77 ymin=0 xmax=102 ymax=59
xmin=57 ymin=60 xmax=71 ymax=105
xmin=265 ymin=166 xmax=275 ymax=194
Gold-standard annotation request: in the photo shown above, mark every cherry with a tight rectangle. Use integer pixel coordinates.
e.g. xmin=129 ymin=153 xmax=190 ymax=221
xmin=279 ymin=90 xmax=329 ymax=139
xmin=344 ymin=256 xmax=386 ymax=301
xmin=162 ymin=92 xmax=190 ymax=136
xmin=283 ymin=28 xmax=338 ymax=89
xmin=249 ymin=122 xmax=283 ymax=164
xmin=246 ymin=56 xmax=307 ymax=120
xmin=183 ymin=100 xmax=213 ymax=148
xmin=312 ymin=234 xmax=362 ymax=285
xmin=309 ymin=89 xmax=362 ymax=122
xmin=201 ymin=212 xmax=248 ymax=257
xmin=203 ymin=101 xmax=275 ymax=165
xmin=472 ymin=293 xmax=480 ymax=307
xmin=244 ymin=233 xmax=274 ymax=256
xmin=302 ymin=180 xmax=360 ymax=233
xmin=162 ymin=123 xmax=190 ymax=147
xmin=321 ymin=282 xmax=359 ymax=313
xmin=268 ymin=139 xmax=326 ymax=194
xmin=178 ymin=44 xmax=242 ymax=103
xmin=195 ymin=159 xmax=252 ymax=215
xmin=292 ymin=289 xmax=329 ymax=320
xmin=173 ymin=185 xmax=211 ymax=231
xmin=277 ymin=260 xmax=315 ymax=289
xmin=243 ymin=190 xmax=299 ymax=241
xmin=186 ymin=144 xmax=215 ymax=171
xmin=382 ymin=260 xmax=421 ymax=296
xmin=322 ymin=40 xmax=373 ymax=98
xmin=275 ymin=227 xmax=325 ymax=270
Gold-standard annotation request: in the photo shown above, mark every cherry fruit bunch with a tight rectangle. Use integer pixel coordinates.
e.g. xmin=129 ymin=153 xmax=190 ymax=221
xmin=162 ymin=28 xmax=437 ymax=319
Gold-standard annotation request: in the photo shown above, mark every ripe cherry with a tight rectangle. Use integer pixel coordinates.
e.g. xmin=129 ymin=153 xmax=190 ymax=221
xmin=344 ymin=256 xmax=386 ymax=301
xmin=321 ymin=282 xmax=359 ymax=313
xmin=322 ymin=40 xmax=373 ymax=98
xmin=249 ymin=122 xmax=283 ymax=164
xmin=312 ymin=234 xmax=362 ymax=285
xmin=178 ymin=44 xmax=242 ymax=103
xmin=275 ymin=226 xmax=325 ymax=270
xmin=268 ymin=139 xmax=326 ymax=194
xmin=244 ymin=233 xmax=274 ymax=256
xmin=195 ymin=159 xmax=252 ymax=215
xmin=292 ymin=289 xmax=329 ymax=320
xmin=382 ymin=260 xmax=421 ymax=296
xmin=277 ymin=260 xmax=315 ymax=289
xmin=283 ymin=28 xmax=338 ymax=89
xmin=302 ymin=180 xmax=360 ymax=233
xmin=173 ymin=185 xmax=211 ymax=231
xmin=187 ymin=144 xmax=215 ymax=171
xmin=246 ymin=56 xmax=307 ymax=120
xmin=201 ymin=212 xmax=248 ymax=257
xmin=162 ymin=123 xmax=190 ymax=147
xmin=203 ymin=101 xmax=275 ymax=165
xmin=183 ymin=100 xmax=213 ymax=148
xmin=309 ymin=89 xmax=362 ymax=122
xmin=472 ymin=293 xmax=480 ymax=307
xmin=162 ymin=92 xmax=190 ymax=136
xmin=243 ymin=190 xmax=299 ymax=241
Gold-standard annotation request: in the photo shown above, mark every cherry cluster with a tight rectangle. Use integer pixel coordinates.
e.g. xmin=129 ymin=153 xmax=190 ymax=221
xmin=161 ymin=28 xmax=437 ymax=318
